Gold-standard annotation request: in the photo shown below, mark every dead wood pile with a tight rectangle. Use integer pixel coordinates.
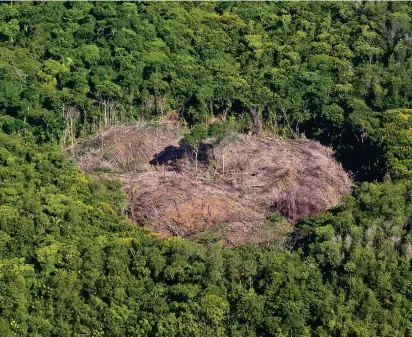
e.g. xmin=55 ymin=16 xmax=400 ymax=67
xmin=208 ymin=136 xmax=352 ymax=220
xmin=73 ymin=120 xmax=183 ymax=172
xmin=122 ymin=172 xmax=263 ymax=239
xmin=75 ymin=124 xmax=352 ymax=245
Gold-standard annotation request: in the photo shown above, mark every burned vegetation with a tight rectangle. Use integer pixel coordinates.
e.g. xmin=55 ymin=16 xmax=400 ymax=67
xmin=74 ymin=122 xmax=352 ymax=246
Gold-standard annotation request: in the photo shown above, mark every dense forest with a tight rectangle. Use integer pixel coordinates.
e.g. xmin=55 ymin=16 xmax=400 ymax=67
xmin=2 ymin=1 xmax=412 ymax=336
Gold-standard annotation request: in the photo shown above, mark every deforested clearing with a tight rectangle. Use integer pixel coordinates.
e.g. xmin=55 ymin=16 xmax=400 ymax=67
xmin=74 ymin=118 xmax=183 ymax=173
xmin=75 ymin=123 xmax=352 ymax=245
xmin=210 ymin=136 xmax=352 ymax=220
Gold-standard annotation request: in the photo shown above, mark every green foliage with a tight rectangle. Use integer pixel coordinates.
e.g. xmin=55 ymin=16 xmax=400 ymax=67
xmin=181 ymin=124 xmax=208 ymax=148
xmin=0 ymin=1 xmax=411 ymax=178
xmin=207 ymin=122 xmax=232 ymax=139
xmin=265 ymin=212 xmax=283 ymax=225
xmin=3 ymin=2 xmax=412 ymax=336
xmin=294 ymin=180 xmax=412 ymax=335
xmin=379 ymin=109 xmax=412 ymax=180
xmin=6 ymin=123 xmax=412 ymax=336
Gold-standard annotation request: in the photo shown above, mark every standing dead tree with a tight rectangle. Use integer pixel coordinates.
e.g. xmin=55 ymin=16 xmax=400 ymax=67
xmin=142 ymin=94 xmax=168 ymax=118
xmin=62 ymin=104 xmax=80 ymax=156
xmin=250 ymin=107 xmax=263 ymax=136
xmin=275 ymin=102 xmax=296 ymax=138
xmin=98 ymin=98 xmax=119 ymax=129
xmin=142 ymin=95 xmax=155 ymax=117
xmin=155 ymin=95 xmax=167 ymax=116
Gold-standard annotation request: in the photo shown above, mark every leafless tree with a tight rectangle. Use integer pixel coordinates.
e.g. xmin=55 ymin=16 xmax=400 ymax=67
xmin=275 ymin=102 xmax=296 ymax=138
xmin=62 ymin=104 xmax=80 ymax=155
xmin=155 ymin=95 xmax=167 ymax=116
xmin=250 ymin=107 xmax=263 ymax=136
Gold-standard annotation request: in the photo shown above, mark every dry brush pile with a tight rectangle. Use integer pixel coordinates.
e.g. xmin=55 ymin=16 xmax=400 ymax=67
xmin=73 ymin=119 xmax=183 ymax=173
xmin=74 ymin=123 xmax=352 ymax=246
xmin=208 ymin=136 xmax=352 ymax=220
